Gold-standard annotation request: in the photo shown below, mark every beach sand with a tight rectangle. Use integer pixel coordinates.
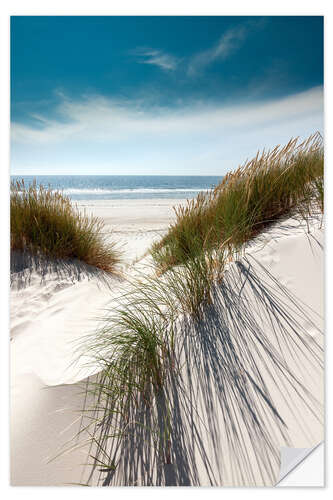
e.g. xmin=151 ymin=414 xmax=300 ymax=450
xmin=76 ymin=198 xmax=183 ymax=265
xmin=10 ymin=199 xmax=324 ymax=486
xmin=10 ymin=198 xmax=184 ymax=485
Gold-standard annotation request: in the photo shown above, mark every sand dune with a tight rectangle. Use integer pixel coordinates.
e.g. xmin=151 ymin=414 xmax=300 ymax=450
xmin=10 ymin=199 xmax=181 ymax=485
xmin=10 ymin=200 xmax=324 ymax=486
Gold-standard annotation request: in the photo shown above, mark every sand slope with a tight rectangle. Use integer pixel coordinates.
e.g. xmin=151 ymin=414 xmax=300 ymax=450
xmin=10 ymin=199 xmax=181 ymax=485
xmin=101 ymin=216 xmax=323 ymax=487
xmin=10 ymin=204 xmax=324 ymax=486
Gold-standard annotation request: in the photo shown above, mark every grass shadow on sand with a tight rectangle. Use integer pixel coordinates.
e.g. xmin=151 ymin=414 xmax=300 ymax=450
xmin=10 ymin=250 xmax=119 ymax=291
xmin=79 ymin=253 xmax=323 ymax=486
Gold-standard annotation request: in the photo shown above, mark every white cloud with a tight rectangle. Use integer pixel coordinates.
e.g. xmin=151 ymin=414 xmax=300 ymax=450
xmin=12 ymin=87 xmax=323 ymax=143
xmin=188 ymin=24 xmax=250 ymax=75
xmin=11 ymin=86 xmax=323 ymax=175
xmin=132 ymin=23 xmax=254 ymax=76
xmin=132 ymin=48 xmax=179 ymax=71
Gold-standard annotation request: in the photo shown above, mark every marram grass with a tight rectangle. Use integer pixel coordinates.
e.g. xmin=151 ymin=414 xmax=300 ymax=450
xmin=10 ymin=179 xmax=120 ymax=272
xmin=72 ymin=133 xmax=323 ymax=485
xmin=152 ymin=132 xmax=324 ymax=271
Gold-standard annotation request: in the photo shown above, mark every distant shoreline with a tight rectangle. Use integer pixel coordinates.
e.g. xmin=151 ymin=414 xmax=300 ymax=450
xmin=10 ymin=174 xmax=223 ymax=201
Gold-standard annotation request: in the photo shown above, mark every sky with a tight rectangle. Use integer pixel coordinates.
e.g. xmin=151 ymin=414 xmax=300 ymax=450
xmin=10 ymin=16 xmax=324 ymax=175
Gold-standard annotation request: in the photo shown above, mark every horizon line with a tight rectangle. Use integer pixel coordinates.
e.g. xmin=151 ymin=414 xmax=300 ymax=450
xmin=10 ymin=173 xmax=224 ymax=177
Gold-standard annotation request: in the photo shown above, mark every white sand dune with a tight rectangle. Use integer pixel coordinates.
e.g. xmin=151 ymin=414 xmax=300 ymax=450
xmin=10 ymin=198 xmax=182 ymax=485
xmin=10 ymin=200 xmax=324 ymax=486
xmin=99 ymin=216 xmax=323 ymax=487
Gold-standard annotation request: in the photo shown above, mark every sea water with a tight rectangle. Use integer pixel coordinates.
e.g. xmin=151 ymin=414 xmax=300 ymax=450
xmin=10 ymin=175 xmax=222 ymax=201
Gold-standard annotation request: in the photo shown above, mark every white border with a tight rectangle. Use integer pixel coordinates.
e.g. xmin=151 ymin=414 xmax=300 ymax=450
xmin=1 ymin=0 xmax=331 ymax=15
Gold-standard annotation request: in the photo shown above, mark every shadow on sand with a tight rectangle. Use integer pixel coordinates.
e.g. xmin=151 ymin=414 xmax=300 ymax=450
xmin=77 ymin=247 xmax=324 ymax=487
xmin=10 ymin=250 xmax=117 ymax=290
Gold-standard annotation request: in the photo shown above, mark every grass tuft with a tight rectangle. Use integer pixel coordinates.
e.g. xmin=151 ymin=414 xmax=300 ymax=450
xmin=74 ymin=133 xmax=324 ymax=485
xmin=152 ymin=132 xmax=324 ymax=271
xmin=10 ymin=179 xmax=120 ymax=272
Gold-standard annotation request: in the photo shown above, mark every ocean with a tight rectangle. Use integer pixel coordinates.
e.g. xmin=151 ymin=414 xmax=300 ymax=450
xmin=10 ymin=175 xmax=223 ymax=201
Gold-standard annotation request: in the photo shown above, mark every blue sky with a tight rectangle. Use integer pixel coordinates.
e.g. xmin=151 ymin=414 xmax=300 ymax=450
xmin=11 ymin=16 xmax=323 ymax=175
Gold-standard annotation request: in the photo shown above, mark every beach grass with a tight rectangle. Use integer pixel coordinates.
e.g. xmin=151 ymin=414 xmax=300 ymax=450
xmin=77 ymin=132 xmax=324 ymax=484
xmin=152 ymin=132 xmax=324 ymax=272
xmin=10 ymin=179 xmax=120 ymax=272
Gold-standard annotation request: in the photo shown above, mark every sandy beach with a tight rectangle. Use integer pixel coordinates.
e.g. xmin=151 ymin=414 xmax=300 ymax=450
xmin=10 ymin=199 xmax=324 ymax=486
xmin=10 ymin=198 xmax=184 ymax=485
xmin=76 ymin=198 xmax=184 ymax=266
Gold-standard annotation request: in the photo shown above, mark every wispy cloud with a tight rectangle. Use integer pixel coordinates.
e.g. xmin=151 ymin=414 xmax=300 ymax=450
xmin=132 ymin=21 xmax=262 ymax=77
xmin=132 ymin=48 xmax=179 ymax=71
xmin=188 ymin=24 xmax=251 ymax=75
xmin=11 ymin=87 xmax=323 ymax=175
